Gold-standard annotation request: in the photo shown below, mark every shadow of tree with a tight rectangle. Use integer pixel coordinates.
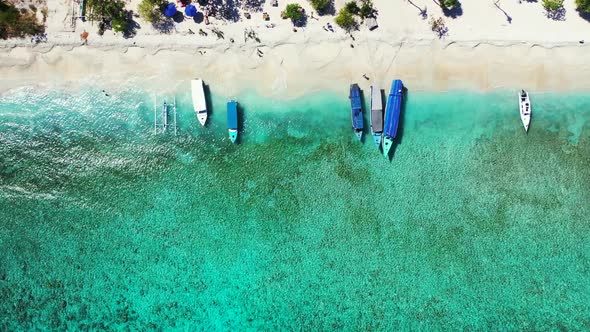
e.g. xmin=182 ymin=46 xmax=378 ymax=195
xmin=442 ymin=4 xmax=463 ymax=18
xmin=123 ymin=19 xmax=140 ymax=39
xmin=407 ymin=0 xmax=428 ymax=19
xmin=153 ymin=18 xmax=174 ymax=33
xmin=494 ymin=1 xmax=512 ymax=23
xmin=315 ymin=0 xmax=336 ymax=16
xmin=239 ymin=0 xmax=266 ymax=12
xmin=205 ymin=0 xmax=241 ymax=21
xmin=577 ymin=8 xmax=590 ymax=22
xmin=293 ymin=13 xmax=308 ymax=27
xmin=546 ymin=7 xmax=566 ymax=21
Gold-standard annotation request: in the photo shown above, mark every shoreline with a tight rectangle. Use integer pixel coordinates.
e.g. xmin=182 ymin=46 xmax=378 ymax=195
xmin=1 ymin=39 xmax=589 ymax=98
xmin=1 ymin=0 xmax=590 ymax=97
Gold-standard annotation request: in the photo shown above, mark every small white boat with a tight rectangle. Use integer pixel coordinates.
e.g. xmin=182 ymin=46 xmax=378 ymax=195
xmin=519 ymin=90 xmax=531 ymax=132
xmin=191 ymin=79 xmax=207 ymax=126
xmin=370 ymin=85 xmax=383 ymax=149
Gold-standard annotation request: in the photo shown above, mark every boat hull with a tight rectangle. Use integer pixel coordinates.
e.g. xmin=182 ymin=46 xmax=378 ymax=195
xmin=370 ymin=85 xmax=383 ymax=149
xmin=229 ymin=129 xmax=238 ymax=143
xmin=354 ymin=129 xmax=363 ymax=141
xmin=382 ymin=137 xmax=393 ymax=156
xmin=372 ymin=133 xmax=382 ymax=148
xmin=349 ymin=84 xmax=363 ymax=141
xmin=191 ymin=79 xmax=208 ymax=126
xmin=519 ymin=91 xmax=531 ymax=132
xmin=227 ymin=100 xmax=238 ymax=143
xmin=383 ymin=80 xmax=403 ymax=156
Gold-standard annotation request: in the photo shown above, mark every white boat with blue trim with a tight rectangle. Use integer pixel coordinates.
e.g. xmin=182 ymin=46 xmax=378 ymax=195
xmin=191 ymin=79 xmax=207 ymax=126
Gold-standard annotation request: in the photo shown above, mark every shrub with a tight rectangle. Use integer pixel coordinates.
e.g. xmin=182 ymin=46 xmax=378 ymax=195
xmin=344 ymin=1 xmax=359 ymax=15
xmin=429 ymin=16 xmax=448 ymax=38
xmin=284 ymin=3 xmax=304 ymax=23
xmin=139 ymin=0 xmax=164 ymax=24
xmin=576 ymin=0 xmax=590 ymax=13
xmin=309 ymin=0 xmax=332 ymax=15
xmin=334 ymin=7 xmax=357 ymax=31
xmin=543 ymin=0 xmax=564 ymax=11
xmin=543 ymin=0 xmax=565 ymax=19
xmin=86 ymin=0 xmax=126 ymax=22
xmin=359 ymin=0 xmax=374 ymax=18
xmin=442 ymin=0 xmax=460 ymax=10
xmin=0 ymin=0 xmax=44 ymax=39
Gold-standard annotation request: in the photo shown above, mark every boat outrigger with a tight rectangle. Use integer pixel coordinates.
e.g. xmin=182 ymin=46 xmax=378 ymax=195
xmin=349 ymin=83 xmax=363 ymax=141
xmin=370 ymin=85 xmax=383 ymax=148
xmin=227 ymin=100 xmax=238 ymax=143
xmin=383 ymin=79 xmax=403 ymax=157
xmin=519 ymin=89 xmax=531 ymax=132
xmin=191 ymin=79 xmax=207 ymax=126
xmin=153 ymin=96 xmax=177 ymax=135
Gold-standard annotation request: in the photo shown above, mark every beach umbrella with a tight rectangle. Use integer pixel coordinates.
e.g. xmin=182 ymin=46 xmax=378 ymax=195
xmin=164 ymin=3 xmax=177 ymax=17
xmin=184 ymin=4 xmax=197 ymax=17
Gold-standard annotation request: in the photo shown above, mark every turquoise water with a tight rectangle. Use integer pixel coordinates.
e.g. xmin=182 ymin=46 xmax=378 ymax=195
xmin=0 ymin=85 xmax=589 ymax=330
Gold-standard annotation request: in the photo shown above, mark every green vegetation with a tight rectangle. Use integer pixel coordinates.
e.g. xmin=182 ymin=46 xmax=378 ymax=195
xmin=309 ymin=0 xmax=332 ymax=15
xmin=577 ymin=0 xmax=590 ymax=13
xmin=0 ymin=0 xmax=44 ymax=39
xmin=344 ymin=1 xmax=359 ymax=15
xmin=334 ymin=7 xmax=357 ymax=31
xmin=139 ymin=0 xmax=164 ymax=24
xmin=284 ymin=3 xmax=305 ymax=24
xmin=543 ymin=0 xmax=564 ymax=11
xmin=443 ymin=0 xmax=460 ymax=9
xmin=429 ymin=16 xmax=448 ymax=38
xmin=333 ymin=0 xmax=376 ymax=31
xmin=359 ymin=0 xmax=375 ymax=18
xmin=86 ymin=0 xmax=129 ymax=33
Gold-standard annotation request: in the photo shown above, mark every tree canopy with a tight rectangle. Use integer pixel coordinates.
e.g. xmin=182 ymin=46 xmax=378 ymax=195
xmin=309 ymin=0 xmax=332 ymax=15
xmin=344 ymin=1 xmax=359 ymax=15
xmin=576 ymin=0 xmax=590 ymax=13
xmin=334 ymin=7 xmax=357 ymax=31
xmin=139 ymin=0 xmax=165 ymax=24
xmin=284 ymin=3 xmax=305 ymax=24
xmin=359 ymin=0 xmax=375 ymax=18
xmin=442 ymin=0 xmax=460 ymax=10
xmin=543 ymin=0 xmax=564 ymax=11
xmin=0 ymin=0 xmax=44 ymax=39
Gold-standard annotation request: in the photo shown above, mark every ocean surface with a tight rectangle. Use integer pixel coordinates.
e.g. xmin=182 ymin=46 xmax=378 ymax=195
xmin=0 ymin=85 xmax=589 ymax=330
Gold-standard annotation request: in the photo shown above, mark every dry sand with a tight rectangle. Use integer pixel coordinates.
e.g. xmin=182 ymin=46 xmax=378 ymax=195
xmin=1 ymin=0 xmax=589 ymax=97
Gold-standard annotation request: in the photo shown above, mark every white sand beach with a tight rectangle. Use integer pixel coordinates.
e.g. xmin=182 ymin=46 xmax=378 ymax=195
xmin=1 ymin=0 xmax=589 ymax=97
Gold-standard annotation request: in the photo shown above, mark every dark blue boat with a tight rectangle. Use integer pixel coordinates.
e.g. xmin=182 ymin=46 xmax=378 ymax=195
xmin=349 ymin=83 xmax=363 ymax=140
xmin=383 ymin=79 xmax=403 ymax=156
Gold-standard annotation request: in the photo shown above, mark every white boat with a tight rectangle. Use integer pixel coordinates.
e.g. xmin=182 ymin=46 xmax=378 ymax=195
xmin=370 ymin=85 xmax=383 ymax=149
xmin=191 ymin=79 xmax=207 ymax=126
xmin=519 ymin=89 xmax=531 ymax=132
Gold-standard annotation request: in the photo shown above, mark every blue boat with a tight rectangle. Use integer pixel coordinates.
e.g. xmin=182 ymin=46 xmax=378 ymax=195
xmin=227 ymin=100 xmax=238 ymax=143
xmin=349 ymin=83 xmax=363 ymax=141
xmin=383 ymin=79 xmax=403 ymax=156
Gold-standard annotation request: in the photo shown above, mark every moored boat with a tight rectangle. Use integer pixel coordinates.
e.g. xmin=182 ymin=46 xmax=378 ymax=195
xmin=349 ymin=83 xmax=363 ymax=141
xmin=383 ymin=79 xmax=403 ymax=157
xmin=162 ymin=100 xmax=169 ymax=131
xmin=370 ymin=85 xmax=383 ymax=148
xmin=227 ymin=100 xmax=238 ymax=143
xmin=191 ymin=79 xmax=207 ymax=126
xmin=519 ymin=89 xmax=531 ymax=132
